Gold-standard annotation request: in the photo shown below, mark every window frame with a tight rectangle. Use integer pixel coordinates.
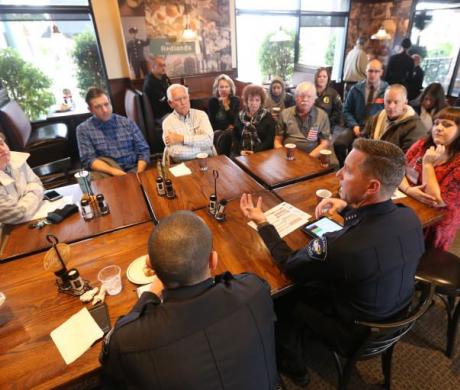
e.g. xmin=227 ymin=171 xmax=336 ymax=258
xmin=408 ymin=0 xmax=460 ymax=97
xmin=234 ymin=2 xmax=351 ymax=82
xmin=0 ymin=1 xmax=110 ymax=107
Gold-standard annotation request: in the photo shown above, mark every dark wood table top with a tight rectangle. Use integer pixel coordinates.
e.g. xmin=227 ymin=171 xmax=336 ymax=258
xmin=0 ymin=222 xmax=153 ymax=389
xmin=139 ymin=155 xmax=264 ymax=219
xmin=273 ymin=172 xmax=444 ymax=228
xmin=0 ymin=173 xmax=151 ymax=262
xmin=0 ymin=196 xmax=309 ymax=388
xmin=234 ymin=147 xmax=333 ymax=189
xmin=196 ymin=190 xmax=309 ymax=295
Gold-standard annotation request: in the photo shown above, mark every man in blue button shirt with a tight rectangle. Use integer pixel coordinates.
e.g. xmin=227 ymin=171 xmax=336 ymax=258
xmin=77 ymin=87 xmax=150 ymax=178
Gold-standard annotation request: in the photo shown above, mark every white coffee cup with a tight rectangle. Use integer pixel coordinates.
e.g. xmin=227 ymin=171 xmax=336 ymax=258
xmin=196 ymin=153 xmax=208 ymax=171
xmin=316 ymin=189 xmax=332 ymax=203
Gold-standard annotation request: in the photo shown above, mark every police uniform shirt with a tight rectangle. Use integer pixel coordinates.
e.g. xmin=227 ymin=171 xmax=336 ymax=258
xmin=258 ymin=199 xmax=424 ymax=323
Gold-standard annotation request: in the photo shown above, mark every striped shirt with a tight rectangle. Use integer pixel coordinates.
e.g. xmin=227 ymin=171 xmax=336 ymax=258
xmin=76 ymin=114 xmax=150 ymax=171
xmin=162 ymin=109 xmax=215 ymax=162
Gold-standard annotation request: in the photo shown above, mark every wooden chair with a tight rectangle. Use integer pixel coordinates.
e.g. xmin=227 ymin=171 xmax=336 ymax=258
xmin=330 ymin=282 xmax=434 ymax=389
xmin=416 ymin=248 xmax=460 ymax=357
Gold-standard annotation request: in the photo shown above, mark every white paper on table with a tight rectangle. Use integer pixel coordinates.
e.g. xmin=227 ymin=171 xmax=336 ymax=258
xmin=169 ymin=163 xmax=192 ymax=177
xmin=28 ymin=195 xmax=74 ymax=222
xmin=248 ymin=202 xmax=311 ymax=238
xmin=50 ymin=307 xmax=104 ymax=365
xmin=391 ymin=189 xmax=407 ymax=200
xmin=137 ymin=282 xmax=153 ymax=298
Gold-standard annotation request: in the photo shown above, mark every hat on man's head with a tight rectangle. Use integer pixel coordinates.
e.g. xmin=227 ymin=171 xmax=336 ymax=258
xmin=401 ymin=38 xmax=412 ymax=49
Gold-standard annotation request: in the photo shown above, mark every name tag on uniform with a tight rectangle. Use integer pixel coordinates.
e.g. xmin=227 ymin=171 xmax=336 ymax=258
xmin=375 ymin=98 xmax=384 ymax=104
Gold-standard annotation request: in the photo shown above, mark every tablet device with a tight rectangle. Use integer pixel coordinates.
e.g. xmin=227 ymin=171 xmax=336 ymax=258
xmin=302 ymin=217 xmax=343 ymax=239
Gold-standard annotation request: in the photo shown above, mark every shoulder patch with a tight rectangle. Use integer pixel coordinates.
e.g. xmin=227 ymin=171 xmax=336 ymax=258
xmin=307 ymin=236 xmax=328 ymax=261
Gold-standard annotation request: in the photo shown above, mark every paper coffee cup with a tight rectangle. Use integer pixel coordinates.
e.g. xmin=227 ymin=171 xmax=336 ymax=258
xmin=285 ymin=143 xmax=296 ymax=160
xmin=319 ymin=149 xmax=332 ymax=167
xmin=316 ymin=189 xmax=332 ymax=203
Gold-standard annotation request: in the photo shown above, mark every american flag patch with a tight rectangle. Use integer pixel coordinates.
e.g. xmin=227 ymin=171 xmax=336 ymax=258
xmin=307 ymin=127 xmax=319 ymax=141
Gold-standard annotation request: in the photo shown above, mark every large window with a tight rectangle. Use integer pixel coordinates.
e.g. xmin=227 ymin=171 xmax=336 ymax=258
xmin=235 ymin=0 xmax=349 ymax=84
xmin=410 ymin=1 xmax=460 ymax=96
xmin=0 ymin=1 xmax=107 ymax=120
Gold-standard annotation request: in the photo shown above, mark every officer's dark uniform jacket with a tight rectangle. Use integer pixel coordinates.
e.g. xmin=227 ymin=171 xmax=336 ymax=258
xmin=143 ymin=73 xmax=172 ymax=120
xmin=100 ymin=272 xmax=278 ymax=390
xmin=258 ymin=200 xmax=425 ymax=323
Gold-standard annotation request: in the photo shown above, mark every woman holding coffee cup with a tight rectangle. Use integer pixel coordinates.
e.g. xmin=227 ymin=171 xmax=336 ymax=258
xmin=264 ymin=77 xmax=295 ymax=120
xmin=233 ymin=84 xmax=276 ymax=156
xmin=314 ymin=67 xmax=343 ymax=131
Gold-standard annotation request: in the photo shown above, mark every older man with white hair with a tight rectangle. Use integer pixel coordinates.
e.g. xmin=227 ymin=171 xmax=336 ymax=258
xmin=275 ymin=81 xmax=331 ymax=157
xmin=162 ymin=84 xmax=215 ymax=163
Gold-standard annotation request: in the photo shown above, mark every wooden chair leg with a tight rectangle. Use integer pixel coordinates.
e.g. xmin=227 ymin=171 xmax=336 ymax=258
xmin=381 ymin=345 xmax=395 ymax=389
xmin=446 ymin=299 xmax=460 ymax=358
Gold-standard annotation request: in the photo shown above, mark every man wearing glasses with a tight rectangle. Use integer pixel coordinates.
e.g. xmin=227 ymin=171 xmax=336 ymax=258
xmin=77 ymin=87 xmax=150 ymax=178
xmin=334 ymin=60 xmax=388 ymax=166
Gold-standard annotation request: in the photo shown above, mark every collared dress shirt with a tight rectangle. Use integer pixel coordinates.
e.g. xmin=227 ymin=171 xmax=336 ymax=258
xmin=76 ymin=114 xmax=150 ymax=171
xmin=162 ymin=109 xmax=216 ymax=162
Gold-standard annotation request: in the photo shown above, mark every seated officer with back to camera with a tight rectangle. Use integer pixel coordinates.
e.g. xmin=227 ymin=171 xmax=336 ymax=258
xmin=241 ymin=139 xmax=424 ymax=385
xmin=274 ymin=81 xmax=331 ymax=158
xmin=162 ymin=84 xmax=215 ymax=163
xmin=361 ymin=84 xmax=426 ymax=152
xmin=101 ymin=211 xmax=278 ymax=390
xmin=76 ymin=87 xmax=150 ymax=179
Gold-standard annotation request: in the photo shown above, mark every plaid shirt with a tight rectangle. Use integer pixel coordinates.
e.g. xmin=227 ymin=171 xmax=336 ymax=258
xmin=77 ymin=114 xmax=150 ymax=171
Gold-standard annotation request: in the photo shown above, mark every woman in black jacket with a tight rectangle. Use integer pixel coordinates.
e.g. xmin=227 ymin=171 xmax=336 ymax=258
xmin=314 ymin=67 xmax=343 ymax=131
xmin=208 ymin=74 xmax=240 ymax=131
xmin=233 ymin=84 xmax=275 ymax=156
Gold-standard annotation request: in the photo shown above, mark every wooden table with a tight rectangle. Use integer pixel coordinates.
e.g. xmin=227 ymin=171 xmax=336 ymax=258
xmin=0 ymin=222 xmax=153 ymax=389
xmin=234 ymin=147 xmax=333 ymax=189
xmin=0 ymin=195 xmax=309 ymax=388
xmin=0 ymin=174 xmax=151 ymax=262
xmin=139 ymin=155 xmax=264 ymax=219
xmin=196 ymin=190 xmax=309 ymax=295
xmin=273 ymin=172 xmax=444 ymax=228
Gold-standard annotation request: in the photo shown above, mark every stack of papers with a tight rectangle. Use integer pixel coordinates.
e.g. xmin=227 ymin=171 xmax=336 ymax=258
xmin=169 ymin=163 xmax=192 ymax=177
xmin=50 ymin=308 xmax=104 ymax=365
xmin=248 ymin=202 xmax=311 ymax=238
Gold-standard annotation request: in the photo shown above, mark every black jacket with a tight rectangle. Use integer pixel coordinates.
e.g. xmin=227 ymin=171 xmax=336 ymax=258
xmin=101 ymin=273 xmax=278 ymax=390
xmin=208 ymin=96 xmax=240 ymax=130
xmin=143 ymin=73 xmax=172 ymax=120
xmin=258 ymin=200 xmax=424 ymax=323
xmin=233 ymin=112 xmax=276 ymax=155
xmin=315 ymin=86 xmax=343 ymax=128
xmin=385 ymin=52 xmax=414 ymax=87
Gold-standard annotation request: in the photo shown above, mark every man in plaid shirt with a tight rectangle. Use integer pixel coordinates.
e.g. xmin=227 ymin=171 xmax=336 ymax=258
xmin=77 ymin=87 xmax=150 ymax=178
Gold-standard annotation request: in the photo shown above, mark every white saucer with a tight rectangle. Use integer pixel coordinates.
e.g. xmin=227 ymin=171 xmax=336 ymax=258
xmin=127 ymin=255 xmax=155 ymax=285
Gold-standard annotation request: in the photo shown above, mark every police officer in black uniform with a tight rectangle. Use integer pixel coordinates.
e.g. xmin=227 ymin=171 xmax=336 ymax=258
xmin=100 ymin=211 xmax=279 ymax=390
xmin=241 ymin=138 xmax=424 ymax=385
xmin=126 ymin=27 xmax=150 ymax=79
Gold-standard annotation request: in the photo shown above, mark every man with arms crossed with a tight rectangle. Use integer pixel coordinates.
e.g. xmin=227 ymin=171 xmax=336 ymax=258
xmin=241 ymin=139 xmax=424 ymax=385
xmin=162 ymin=84 xmax=215 ymax=162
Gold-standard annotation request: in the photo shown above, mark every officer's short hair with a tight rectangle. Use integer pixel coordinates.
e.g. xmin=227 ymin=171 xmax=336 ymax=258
xmin=148 ymin=211 xmax=212 ymax=288
xmin=352 ymin=139 xmax=406 ymax=198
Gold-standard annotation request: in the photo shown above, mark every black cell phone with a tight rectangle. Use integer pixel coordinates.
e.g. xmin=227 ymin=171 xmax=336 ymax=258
xmin=44 ymin=190 xmax=63 ymax=202
xmin=89 ymin=303 xmax=111 ymax=334
xmin=302 ymin=217 xmax=343 ymax=239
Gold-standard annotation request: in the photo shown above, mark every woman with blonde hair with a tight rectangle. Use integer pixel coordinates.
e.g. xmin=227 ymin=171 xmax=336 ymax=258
xmin=208 ymin=74 xmax=240 ymax=131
